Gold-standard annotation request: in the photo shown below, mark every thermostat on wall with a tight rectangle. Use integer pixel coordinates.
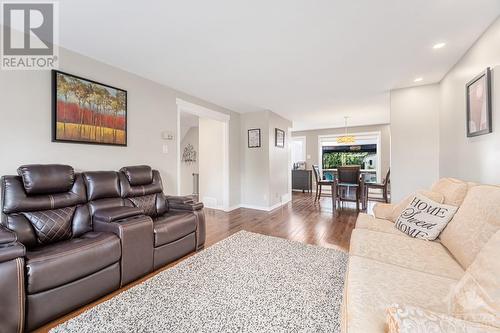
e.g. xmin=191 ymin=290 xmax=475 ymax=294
xmin=161 ymin=131 xmax=175 ymax=140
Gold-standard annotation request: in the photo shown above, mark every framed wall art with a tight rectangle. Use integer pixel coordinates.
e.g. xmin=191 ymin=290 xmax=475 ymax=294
xmin=275 ymin=128 xmax=285 ymax=148
xmin=466 ymin=67 xmax=492 ymax=137
xmin=52 ymin=70 xmax=128 ymax=146
xmin=248 ymin=128 xmax=261 ymax=148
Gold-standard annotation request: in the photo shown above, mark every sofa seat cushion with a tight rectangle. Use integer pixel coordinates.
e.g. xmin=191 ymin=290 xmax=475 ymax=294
xmin=153 ymin=212 xmax=197 ymax=247
xmin=26 ymin=232 xmax=121 ymax=294
xmin=355 ymin=213 xmax=401 ymax=236
xmin=350 ymin=229 xmax=464 ymax=279
xmin=343 ymin=255 xmax=457 ymax=333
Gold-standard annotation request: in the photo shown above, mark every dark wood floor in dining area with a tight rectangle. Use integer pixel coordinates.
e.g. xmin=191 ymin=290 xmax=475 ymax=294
xmin=205 ymin=191 xmax=362 ymax=251
xmin=36 ymin=191 xmax=362 ymax=332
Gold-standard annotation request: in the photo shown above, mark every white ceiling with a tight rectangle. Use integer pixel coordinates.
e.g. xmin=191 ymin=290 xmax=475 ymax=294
xmin=58 ymin=1 xmax=500 ymax=131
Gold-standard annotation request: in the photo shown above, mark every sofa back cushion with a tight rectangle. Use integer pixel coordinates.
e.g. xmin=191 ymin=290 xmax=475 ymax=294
xmin=430 ymin=178 xmax=468 ymax=207
xmin=17 ymin=164 xmax=74 ymax=195
xmin=83 ymin=171 xmax=121 ymax=201
xmin=119 ymin=167 xmax=167 ymax=217
xmin=120 ymin=165 xmax=153 ymax=186
xmin=83 ymin=171 xmax=125 ymax=216
xmin=441 ymin=185 xmax=500 ymax=269
xmin=1 ymin=166 xmax=89 ymax=248
xmin=449 ymin=230 xmax=500 ymax=328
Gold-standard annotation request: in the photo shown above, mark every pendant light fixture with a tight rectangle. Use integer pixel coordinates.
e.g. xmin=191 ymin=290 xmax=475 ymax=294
xmin=336 ymin=116 xmax=355 ymax=144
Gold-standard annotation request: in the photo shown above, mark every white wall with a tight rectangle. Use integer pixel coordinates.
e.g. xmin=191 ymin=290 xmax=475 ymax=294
xmin=268 ymin=112 xmax=293 ymax=206
xmin=439 ymin=18 xmax=500 ymax=184
xmin=240 ymin=112 xmax=270 ymax=208
xmin=390 ymin=84 xmax=440 ymax=201
xmin=0 ymin=46 xmax=241 ymax=205
xmin=240 ymin=110 xmax=292 ymax=209
xmin=199 ymin=118 xmax=225 ymax=208
xmin=179 ymin=126 xmax=199 ymax=195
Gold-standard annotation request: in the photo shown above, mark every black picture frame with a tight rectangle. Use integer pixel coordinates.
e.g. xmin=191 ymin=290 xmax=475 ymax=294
xmin=466 ymin=67 xmax=492 ymax=138
xmin=275 ymin=128 xmax=285 ymax=148
xmin=52 ymin=70 xmax=128 ymax=146
xmin=247 ymin=128 xmax=261 ymax=148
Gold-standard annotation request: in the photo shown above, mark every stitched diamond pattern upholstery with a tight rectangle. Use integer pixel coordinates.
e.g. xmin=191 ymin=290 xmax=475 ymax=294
xmin=129 ymin=194 xmax=157 ymax=217
xmin=23 ymin=206 xmax=75 ymax=244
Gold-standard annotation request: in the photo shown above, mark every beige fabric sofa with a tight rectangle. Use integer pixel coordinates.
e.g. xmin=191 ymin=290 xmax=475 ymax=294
xmin=342 ymin=178 xmax=500 ymax=332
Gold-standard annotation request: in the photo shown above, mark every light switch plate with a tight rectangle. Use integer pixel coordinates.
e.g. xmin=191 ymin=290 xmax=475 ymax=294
xmin=161 ymin=131 xmax=175 ymax=140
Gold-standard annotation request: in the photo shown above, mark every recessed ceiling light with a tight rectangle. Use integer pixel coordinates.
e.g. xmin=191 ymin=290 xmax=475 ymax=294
xmin=433 ymin=42 xmax=446 ymax=49
xmin=414 ymin=77 xmax=423 ymax=82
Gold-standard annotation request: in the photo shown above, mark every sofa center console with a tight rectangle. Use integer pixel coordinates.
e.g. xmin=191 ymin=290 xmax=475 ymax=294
xmin=93 ymin=206 xmax=144 ymax=223
xmin=93 ymin=206 xmax=154 ymax=286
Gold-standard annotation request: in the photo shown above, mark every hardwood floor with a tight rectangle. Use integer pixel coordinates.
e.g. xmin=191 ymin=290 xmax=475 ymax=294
xmin=36 ymin=191 xmax=366 ymax=332
xmin=204 ymin=191 xmax=364 ymax=251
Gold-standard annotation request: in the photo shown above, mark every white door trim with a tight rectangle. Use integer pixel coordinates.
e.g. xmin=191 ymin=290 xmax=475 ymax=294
xmin=176 ymin=98 xmax=230 ymax=210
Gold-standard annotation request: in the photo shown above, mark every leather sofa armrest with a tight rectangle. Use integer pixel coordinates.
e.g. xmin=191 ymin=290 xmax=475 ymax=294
xmin=93 ymin=206 xmax=144 ymax=223
xmin=0 ymin=225 xmax=24 ymax=263
xmin=165 ymin=195 xmax=195 ymax=205
xmin=169 ymin=201 xmax=204 ymax=211
xmin=0 ymin=242 xmax=25 ymax=263
xmin=93 ymin=215 xmax=153 ymax=286
xmin=166 ymin=195 xmax=203 ymax=211
xmin=168 ymin=200 xmax=206 ymax=250
xmin=0 ymin=226 xmax=25 ymax=333
xmin=0 ymin=225 xmax=17 ymax=245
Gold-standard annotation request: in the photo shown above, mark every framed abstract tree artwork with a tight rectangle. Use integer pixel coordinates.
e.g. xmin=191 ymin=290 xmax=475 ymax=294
xmin=52 ymin=70 xmax=127 ymax=146
xmin=466 ymin=67 xmax=492 ymax=137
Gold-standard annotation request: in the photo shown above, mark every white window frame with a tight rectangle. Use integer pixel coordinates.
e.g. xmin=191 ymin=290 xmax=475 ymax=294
xmin=317 ymin=131 xmax=382 ymax=183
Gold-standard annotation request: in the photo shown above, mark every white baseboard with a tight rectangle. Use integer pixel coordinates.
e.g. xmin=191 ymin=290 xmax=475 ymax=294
xmin=203 ymin=204 xmax=227 ymax=211
xmin=281 ymin=193 xmax=292 ymax=204
xmin=224 ymin=205 xmax=241 ymax=212
xmin=239 ymin=201 xmax=288 ymax=212
xmin=207 ymin=195 xmax=292 ymax=213
xmin=239 ymin=203 xmax=273 ymax=211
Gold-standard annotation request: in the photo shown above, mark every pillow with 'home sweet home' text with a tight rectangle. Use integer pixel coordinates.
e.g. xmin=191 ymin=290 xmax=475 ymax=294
xmin=394 ymin=194 xmax=458 ymax=241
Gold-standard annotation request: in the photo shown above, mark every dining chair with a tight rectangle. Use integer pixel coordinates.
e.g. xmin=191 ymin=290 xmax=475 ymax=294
xmin=364 ymin=169 xmax=390 ymax=205
xmin=335 ymin=165 xmax=363 ymax=211
xmin=312 ymin=165 xmax=335 ymax=207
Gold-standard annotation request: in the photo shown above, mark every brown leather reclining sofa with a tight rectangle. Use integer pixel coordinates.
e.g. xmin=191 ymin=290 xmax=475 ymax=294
xmin=0 ymin=164 xmax=205 ymax=332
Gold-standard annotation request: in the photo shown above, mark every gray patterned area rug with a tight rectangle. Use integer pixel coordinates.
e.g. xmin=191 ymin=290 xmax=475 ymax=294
xmin=51 ymin=231 xmax=348 ymax=333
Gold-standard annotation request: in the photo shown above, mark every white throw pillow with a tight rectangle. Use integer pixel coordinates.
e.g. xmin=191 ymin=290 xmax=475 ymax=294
xmin=394 ymin=194 xmax=458 ymax=240
xmin=390 ymin=190 xmax=445 ymax=222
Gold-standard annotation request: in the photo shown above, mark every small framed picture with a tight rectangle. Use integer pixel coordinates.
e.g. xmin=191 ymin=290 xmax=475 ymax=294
xmin=275 ymin=128 xmax=285 ymax=148
xmin=248 ymin=128 xmax=261 ymax=148
xmin=466 ymin=67 xmax=492 ymax=137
